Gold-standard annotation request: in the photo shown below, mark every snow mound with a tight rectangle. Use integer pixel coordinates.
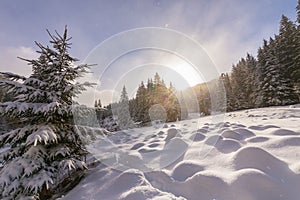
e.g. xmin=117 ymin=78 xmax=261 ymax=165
xmin=271 ymin=128 xmax=299 ymax=136
xmin=233 ymin=147 xmax=290 ymax=179
xmin=165 ymin=128 xmax=181 ymax=142
xmin=247 ymin=136 xmax=270 ymax=143
xmin=189 ymin=132 xmax=205 ymax=142
xmin=204 ymin=135 xmax=223 ymax=145
xmin=248 ymin=124 xmax=279 ymax=130
xmin=233 ymin=128 xmax=255 ymax=138
xmin=171 ymin=161 xmax=204 ymax=181
xmin=215 ymin=138 xmax=242 ymax=153
xmin=221 ymin=130 xmax=244 ymax=140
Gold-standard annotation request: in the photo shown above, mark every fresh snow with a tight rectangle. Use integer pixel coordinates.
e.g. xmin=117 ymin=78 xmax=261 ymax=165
xmin=61 ymin=105 xmax=300 ymax=200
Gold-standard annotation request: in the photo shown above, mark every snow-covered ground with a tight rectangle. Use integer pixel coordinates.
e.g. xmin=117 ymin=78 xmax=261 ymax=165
xmin=62 ymin=105 xmax=300 ymax=200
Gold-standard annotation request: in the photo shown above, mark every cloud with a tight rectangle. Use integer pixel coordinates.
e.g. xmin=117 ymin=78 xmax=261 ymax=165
xmin=201 ymin=23 xmax=278 ymax=73
xmin=191 ymin=0 xmax=282 ymax=74
xmin=0 ymin=46 xmax=38 ymax=77
xmin=0 ymin=0 xmax=294 ymax=107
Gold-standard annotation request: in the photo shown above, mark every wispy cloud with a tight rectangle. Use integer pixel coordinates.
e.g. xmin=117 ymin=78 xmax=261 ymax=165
xmin=0 ymin=0 xmax=297 ymax=106
xmin=0 ymin=46 xmax=38 ymax=77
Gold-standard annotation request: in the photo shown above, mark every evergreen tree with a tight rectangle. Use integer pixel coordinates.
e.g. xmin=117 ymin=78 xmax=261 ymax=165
xmin=255 ymin=41 xmax=269 ymax=107
xmin=231 ymin=61 xmax=248 ymax=110
xmin=277 ymin=16 xmax=297 ymax=82
xmin=0 ymin=27 xmax=94 ymax=199
xmin=135 ymin=82 xmax=150 ymax=124
xmin=154 ymin=72 xmax=161 ymax=85
xmin=94 ymin=98 xmax=107 ymax=123
xmin=210 ymin=78 xmax=226 ymax=113
xmin=94 ymin=100 xmax=98 ymax=108
xmin=294 ymin=3 xmax=300 ymax=98
xmin=0 ymin=75 xmax=10 ymax=133
xmin=259 ymin=37 xmax=297 ymax=106
xmin=277 ymin=15 xmax=299 ymax=102
xmin=244 ymin=54 xmax=258 ymax=108
xmin=220 ymin=73 xmax=235 ymax=112
xmin=297 ymin=0 xmax=300 ymax=24
xmin=147 ymin=78 xmax=154 ymax=92
xmin=116 ymin=86 xmax=134 ymax=129
xmin=197 ymin=83 xmax=211 ymax=115
xmin=230 ymin=54 xmax=256 ymax=110
xmin=97 ymin=99 xmax=102 ymax=108
xmin=169 ymin=82 xmax=176 ymax=93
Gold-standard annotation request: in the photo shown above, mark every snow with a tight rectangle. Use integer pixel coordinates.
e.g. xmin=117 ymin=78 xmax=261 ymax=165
xmin=61 ymin=105 xmax=300 ymax=200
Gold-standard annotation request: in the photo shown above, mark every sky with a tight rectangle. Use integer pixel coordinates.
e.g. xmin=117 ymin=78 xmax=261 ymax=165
xmin=0 ymin=0 xmax=298 ymax=106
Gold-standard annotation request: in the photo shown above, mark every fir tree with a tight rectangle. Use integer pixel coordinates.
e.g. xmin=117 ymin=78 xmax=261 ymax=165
xmin=116 ymin=86 xmax=134 ymax=129
xmin=259 ymin=37 xmax=297 ymax=106
xmin=0 ymin=27 xmax=94 ymax=199
xmin=255 ymin=41 xmax=269 ymax=107
xmin=169 ymin=82 xmax=176 ymax=93
xmin=94 ymin=99 xmax=102 ymax=109
xmin=197 ymin=83 xmax=211 ymax=115
xmin=277 ymin=16 xmax=298 ymax=87
xmin=294 ymin=3 xmax=300 ymax=97
xmin=135 ymin=82 xmax=150 ymax=124
xmin=231 ymin=60 xmax=248 ymax=110
xmin=210 ymin=77 xmax=226 ymax=113
xmin=220 ymin=73 xmax=235 ymax=112
xmin=154 ymin=72 xmax=161 ymax=85
xmin=230 ymin=55 xmax=257 ymax=110
xmin=297 ymin=0 xmax=300 ymax=24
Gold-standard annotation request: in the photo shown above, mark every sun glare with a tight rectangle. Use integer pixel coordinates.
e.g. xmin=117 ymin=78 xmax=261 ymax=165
xmin=171 ymin=62 xmax=204 ymax=88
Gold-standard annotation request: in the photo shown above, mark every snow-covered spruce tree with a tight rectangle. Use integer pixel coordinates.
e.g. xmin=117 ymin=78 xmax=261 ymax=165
xmin=115 ymin=86 xmax=134 ymax=130
xmin=135 ymin=81 xmax=150 ymax=124
xmin=0 ymin=27 xmax=94 ymax=199
xmin=220 ymin=73 xmax=236 ymax=112
xmin=258 ymin=37 xmax=297 ymax=107
xmin=230 ymin=54 xmax=257 ymax=110
xmin=276 ymin=15 xmax=299 ymax=102
xmin=291 ymin=4 xmax=300 ymax=99
xmin=0 ymin=75 xmax=12 ymax=134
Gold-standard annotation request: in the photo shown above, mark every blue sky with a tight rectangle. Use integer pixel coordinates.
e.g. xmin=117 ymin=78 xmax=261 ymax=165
xmin=0 ymin=0 xmax=298 ymax=105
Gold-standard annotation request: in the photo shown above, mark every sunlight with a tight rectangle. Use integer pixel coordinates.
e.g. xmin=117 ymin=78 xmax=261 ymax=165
xmin=170 ymin=62 xmax=204 ymax=88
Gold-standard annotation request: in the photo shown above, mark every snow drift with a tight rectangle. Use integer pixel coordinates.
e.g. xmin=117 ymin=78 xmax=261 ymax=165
xmin=61 ymin=105 xmax=300 ymax=200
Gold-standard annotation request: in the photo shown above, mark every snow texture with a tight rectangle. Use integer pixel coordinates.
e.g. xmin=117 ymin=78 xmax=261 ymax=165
xmin=61 ymin=105 xmax=300 ymax=200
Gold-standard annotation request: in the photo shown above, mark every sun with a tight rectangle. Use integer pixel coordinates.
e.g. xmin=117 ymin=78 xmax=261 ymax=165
xmin=171 ymin=62 xmax=204 ymax=88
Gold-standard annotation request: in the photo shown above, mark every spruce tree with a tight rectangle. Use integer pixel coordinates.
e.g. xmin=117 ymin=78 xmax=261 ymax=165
xmin=244 ymin=54 xmax=257 ymax=108
xmin=0 ymin=75 xmax=11 ymax=133
xmin=297 ymin=0 xmax=300 ymax=24
xmin=116 ymin=86 xmax=134 ymax=129
xmin=0 ymin=27 xmax=94 ymax=199
xmin=230 ymin=55 xmax=257 ymax=110
xmin=231 ymin=62 xmax=247 ymax=109
xmin=220 ymin=73 xmax=235 ymax=112
xmin=197 ymin=83 xmax=211 ymax=115
xmin=259 ymin=37 xmax=297 ymax=106
xmin=135 ymin=82 xmax=150 ymax=124
xmin=277 ymin=15 xmax=299 ymax=102
xmin=255 ymin=41 xmax=269 ymax=107
xmin=294 ymin=2 xmax=300 ymax=98
xmin=277 ymin=16 xmax=297 ymax=81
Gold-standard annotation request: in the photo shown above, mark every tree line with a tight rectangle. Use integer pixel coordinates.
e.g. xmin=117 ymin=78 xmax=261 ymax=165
xmin=96 ymin=3 xmax=300 ymax=127
xmin=95 ymin=72 xmax=188 ymax=130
